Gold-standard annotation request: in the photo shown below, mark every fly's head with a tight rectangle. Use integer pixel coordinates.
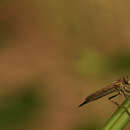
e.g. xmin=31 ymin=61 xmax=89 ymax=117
xmin=112 ymin=76 xmax=130 ymax=88
xmin=121 ymin=76 xmax=130 ymax=92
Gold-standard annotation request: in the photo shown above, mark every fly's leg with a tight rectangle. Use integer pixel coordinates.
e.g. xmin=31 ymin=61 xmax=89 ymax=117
xmin=108 ymin=93 xmax=121 ymax=107
xmin=120 ymin=89 xmax=130 ymax=116
xmin=120 ymin=89 xmax=128 ymax=98
xmin=108 ymin=92 xmax=130 ymax=116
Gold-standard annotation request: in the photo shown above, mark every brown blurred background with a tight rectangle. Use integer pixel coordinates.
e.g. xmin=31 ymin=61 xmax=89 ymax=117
xmin=0 ymin=0 xmax=130 ymax=130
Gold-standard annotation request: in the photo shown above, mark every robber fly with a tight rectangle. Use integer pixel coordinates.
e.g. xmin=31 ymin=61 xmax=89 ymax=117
xmin=79 ymin=76 xmax=130 ymax=115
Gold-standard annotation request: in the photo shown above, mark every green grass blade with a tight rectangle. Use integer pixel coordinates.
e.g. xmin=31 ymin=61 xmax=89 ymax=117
xmin=102 ymin=96 xmax=130 ymax=130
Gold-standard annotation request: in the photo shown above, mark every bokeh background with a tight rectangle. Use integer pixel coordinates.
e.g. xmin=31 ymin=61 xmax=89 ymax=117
xmin=0 ymin=0 xmax=130 ymax=130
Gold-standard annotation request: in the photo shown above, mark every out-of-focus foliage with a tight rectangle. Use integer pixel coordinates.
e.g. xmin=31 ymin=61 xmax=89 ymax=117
xmin=73 ymin=121 xmax=101 ymax=130
xmin=1 ymin=0 xmax=130 ymax=130
xmin=75 ymin=50 xmax=106 ymax=76
xmin=108 ymin=52 xmax=130 ymax=72
xmin=0 ymin=82 xmax=45 ymax=130
xmin=0 ymin=0 xmax=5 ymax=4
xmin=0 ymin=21 xmax=15 ymax=49
xmin=74 ymin=50 xmax=130 ymax=77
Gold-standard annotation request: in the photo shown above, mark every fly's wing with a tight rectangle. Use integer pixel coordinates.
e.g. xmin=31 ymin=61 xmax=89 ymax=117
xmin=79 ymin=82 xmax=120 ymax=107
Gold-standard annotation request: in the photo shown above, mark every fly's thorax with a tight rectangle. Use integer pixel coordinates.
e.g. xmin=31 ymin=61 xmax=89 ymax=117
xmin=111 ymin=80 xmax=122 ymax=89
xmin=112 ymin=79 xmax=122 ymax=85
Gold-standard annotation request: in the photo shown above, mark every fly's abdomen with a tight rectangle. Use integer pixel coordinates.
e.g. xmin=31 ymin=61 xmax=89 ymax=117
xmin=79 ymin=85 xmax=117 ymax=107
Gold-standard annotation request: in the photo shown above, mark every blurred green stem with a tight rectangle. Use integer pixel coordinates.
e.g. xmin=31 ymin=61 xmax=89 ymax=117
xmin=102 ymin=95 xmax=130 ymax=130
